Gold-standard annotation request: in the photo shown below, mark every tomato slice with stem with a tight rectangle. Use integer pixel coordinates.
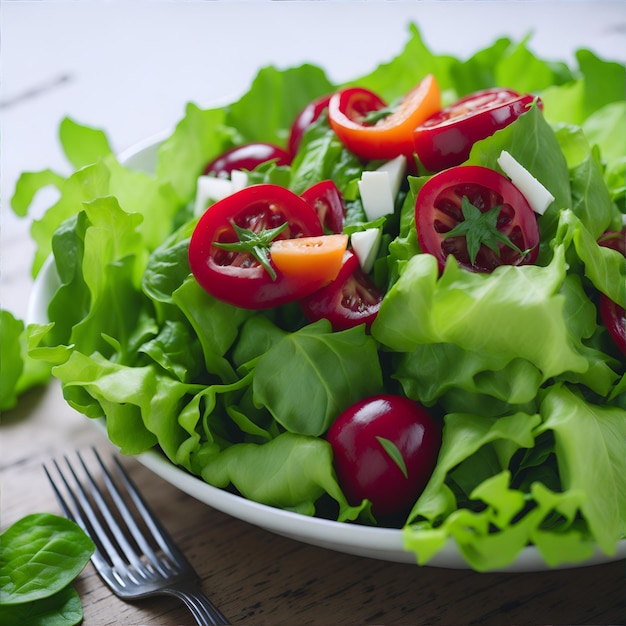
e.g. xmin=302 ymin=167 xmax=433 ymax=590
xmin=328 ymin=75 xmax=441 ymax=162
xmin=270 ymin=234 xmax=348 ymax=285
xmin=413 ymin=88 xmax=541 ymax=172
xmin=189 ymin=184 xmax=324 ymax=309
xmin=300 ymin=180 xmax=346 ymax=234
xmin=415 ymin=165 xmax=540 ymax=273
xmin=300 ymin=251 xmax=384 ymax=331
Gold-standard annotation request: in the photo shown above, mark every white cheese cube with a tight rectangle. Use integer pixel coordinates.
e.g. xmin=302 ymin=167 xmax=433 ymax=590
xmin=351 ymin=228 xmax=382 ymax=273
xmin=497 ymin=150 xmax=555 ymax=215
xmin=358 ymin=171 xmax=394 ymax=221
xmin=194 ymin=176 xmax=233 ymax=216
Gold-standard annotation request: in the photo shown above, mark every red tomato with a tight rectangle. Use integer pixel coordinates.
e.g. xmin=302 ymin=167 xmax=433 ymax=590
xmin=598 ymin=229 xmax=626 ymax=354
xmin=203 ymin=143 xmax=291 ymax=178
xmin=300 ymin=251 xmax=384 ymax=331
xmin=288 ymin=93 xmax=333 ymax=157
xmin=415 ymin=165 xmax=540 ymax=273
xmin=327 ymin=394 xmax=441 ymax=517
xmin=413 ymin=88 xmax=540 ymax=172
xmin=328 ymin=76 xmax=441 ymax=162
xmin=188 ymin=184 xmax=324 ymax=309
xmin=301 ymin=180 xmax=346 ymax=234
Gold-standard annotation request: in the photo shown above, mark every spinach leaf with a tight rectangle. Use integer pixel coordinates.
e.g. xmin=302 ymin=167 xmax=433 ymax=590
xmin=0 ymin=513 xmax=93 ymax=605
xmin=0 ymin=585 xmax=83 ymax=626
xmin=253 ymin=319 xmax=383 ymax=436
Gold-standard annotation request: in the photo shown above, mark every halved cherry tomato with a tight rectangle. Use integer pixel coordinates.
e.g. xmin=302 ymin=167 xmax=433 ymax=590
xmin=203 ymin=142 xmax=291 ymax=178
xmin=301 ymin=180 xmax=346 ymax=234
xmin=288 ymin=93 xmax=333 ymax=157
xmin=328 ymin=75 xmax=441 ymax=162
xmin=327 ymin=394 xmax=441 ymax=517
xmin=270 ymin=234 xmax=348 ymax=286
xmin=416 ymin=165 xmax=540 ymax=273
xmin=413 ymin=88 xmax=541 ymax=172
xmin=598 ymin=229 xmax=625 ymax=354
xmin=189 ymin=184 xmax=324 ymax=309
xmin=300 ymin=251 xmax=384 ymax=331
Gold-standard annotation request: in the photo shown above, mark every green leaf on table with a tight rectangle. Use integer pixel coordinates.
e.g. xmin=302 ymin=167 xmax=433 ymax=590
xmin=0 ymin=513 xmax=94 ymax=604
xmin=0 ymin=584 xmax=83 ymax=626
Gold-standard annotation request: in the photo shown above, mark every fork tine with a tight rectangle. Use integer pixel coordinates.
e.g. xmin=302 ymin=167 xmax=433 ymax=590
xmin=108 ymin=453 xmax=189 ymax=566
xmin=85 ymin=448 xmax=172 ymax=577
xmin=44 ymin=455 xmax=129 ymax=575
xmin=45 ymin=449 xmax=230 ymax=625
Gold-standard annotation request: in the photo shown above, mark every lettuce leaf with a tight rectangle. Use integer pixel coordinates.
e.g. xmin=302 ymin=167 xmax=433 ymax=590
xmin=11 ymin=22 xmax=625 ymax=571
xmin=0 ymin=311 xmax=50 ymax=410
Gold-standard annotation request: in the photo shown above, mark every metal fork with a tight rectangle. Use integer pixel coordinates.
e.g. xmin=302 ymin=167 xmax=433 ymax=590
xmin=43 ymin=448 xmax=229 ymax=626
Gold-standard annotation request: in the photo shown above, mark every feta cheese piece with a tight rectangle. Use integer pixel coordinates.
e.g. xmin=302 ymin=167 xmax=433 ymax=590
xmin=358 ymin=171 xmax=394 ymax=221
xmin=194 ymin=176 xmax=234 ymax=216
xmin=230 ymin=169 xmax=249 ymax=193
xmin=497 ymin=150 xmax=555 ymax=215
xmin=376 ymin=154 xmax=407 ymax=200
xmin=358 ymin=155 xmax=407 ymax=221
xmin=351 ymin=228 xmax=382 ymax=273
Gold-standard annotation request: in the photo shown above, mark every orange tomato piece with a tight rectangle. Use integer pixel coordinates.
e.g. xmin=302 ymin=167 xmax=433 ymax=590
xmin=270 ymin=234 xmax=348 ymax=285
xmin=328 ymin=74 xmax=441 ymax=161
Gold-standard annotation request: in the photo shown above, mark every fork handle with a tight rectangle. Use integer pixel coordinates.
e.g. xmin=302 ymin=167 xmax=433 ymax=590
xmin=164 ymin=586 xmax=230 ymax=625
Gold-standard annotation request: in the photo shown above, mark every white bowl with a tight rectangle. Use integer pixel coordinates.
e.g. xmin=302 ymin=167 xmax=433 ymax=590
xmin=28 ymin=136 xmax=626 ymax=572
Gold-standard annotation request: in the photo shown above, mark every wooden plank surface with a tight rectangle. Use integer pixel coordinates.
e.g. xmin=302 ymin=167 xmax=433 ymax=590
xmin=2 ymin=380 xmax=625 ymax=625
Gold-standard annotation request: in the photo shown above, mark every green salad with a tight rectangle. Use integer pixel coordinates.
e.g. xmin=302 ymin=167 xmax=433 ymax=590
xmin=13 ymin=24 xmax=626 ymax=571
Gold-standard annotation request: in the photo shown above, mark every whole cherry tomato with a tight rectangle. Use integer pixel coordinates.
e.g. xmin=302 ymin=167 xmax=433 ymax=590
xmin=328 ymin=75 xmax=441 ymax=162
xmin=288 ymin=93 xmax=333 ymax=157
xmin=327 ymin=394 xmax=441 ymax=517
xmin=301 ymin=180 xmax=346 ymax=234
xmin=300 ymin=251 xmax=384 ymax=331
xmin=188 ymin=184 xmax=325 ymax=309
xmin=415 ymin=165 xmax=540 ymax=273
xmin=203 ymin=143 xmax=291 ymax=178
xmin=598 ymin=229 xmax=625 ymax=354
xmin=413 ymin=88 xmax=541 ymax=172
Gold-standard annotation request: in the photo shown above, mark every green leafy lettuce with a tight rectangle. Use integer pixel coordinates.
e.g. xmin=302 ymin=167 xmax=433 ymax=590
xmin=12 ymin=23 xmax=625 ymax=570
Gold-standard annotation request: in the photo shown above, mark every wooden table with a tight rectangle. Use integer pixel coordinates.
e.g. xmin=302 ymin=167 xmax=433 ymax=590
xmin=3 ymin=377 xmax=625 ymax=625
xmin=2 ymin=2 xmax=625 ymax=624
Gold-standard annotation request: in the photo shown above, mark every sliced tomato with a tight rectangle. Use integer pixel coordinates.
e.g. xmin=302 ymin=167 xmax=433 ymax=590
xmin=328 ymin=75 xmax=441 ymax=162
xmin=188 ymin=184 xmax=324 ymax=309
xmin=413 ymin=88 xmax=540 ymax=172
xmin=270 ymin=234 xmax=348 ymax=286
xmin=301 ymin=180 xmax=346 ymax=234
xmin=288 ymin=93 xmax=333 ymax=157
xmin=300 ymin=251 xmax=384 ymax=331
xmin=203 ymin=143 xmax=291 ymax=178
xmin=598 ymin=228 xmax=626 ymax=354
xmin=415 ymin=165 xmax=540 ymax=273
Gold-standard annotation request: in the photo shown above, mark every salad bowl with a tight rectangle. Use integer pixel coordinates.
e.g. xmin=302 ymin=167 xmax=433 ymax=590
xmin=28 ymin=134 xmax=626 ymax=573
xmin=24 ymin=28 xmax=626 ymax=572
